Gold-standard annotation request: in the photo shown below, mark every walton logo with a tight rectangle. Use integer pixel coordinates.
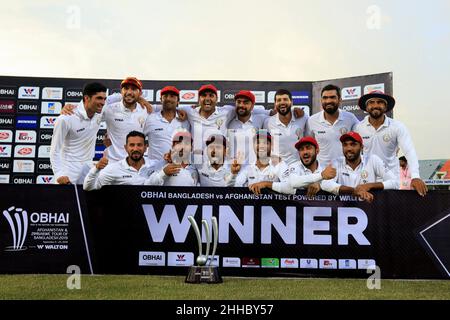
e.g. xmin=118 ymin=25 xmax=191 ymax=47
xmin=24 ymin=88 xmax=34 ymax=95
xmin=2 ymin=206 xmax=28 ymax=251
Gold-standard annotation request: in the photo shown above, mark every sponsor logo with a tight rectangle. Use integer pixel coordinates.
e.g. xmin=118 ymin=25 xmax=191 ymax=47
xmin=0 ymin=100 xmax=15 ymax=113
xmin=338 ymin=259 xmax=357 ymax=269
xmin=94 ymin=145 xmax=106 ymax=160
xmin=65 ymin=89 xmax=83 ymax=100
xmin=0 ymin=130 xmax=13 ymax=142
xmin=0 ymin=159 xmax=11 ymax=171
xmin=0 ymin=174 xmax=10 ymax=183
xmin=242 ymin=257 xmax=260 ymax=268
xmin=15 ymin=130 xmax=37 ymax=143
xmin=13 ymin=160 xmax=35 ymax=173
xmin=2 ymin=206 xmax=29 ymax=250
xmin=36 ymin=175 xmax=54 ymax=184
xmin=0 ymin=144 xmax=12 ymax=157
xmin=40 ymin=116 xmax=57 ymax=129
xmin=12 ymin=176 xmax=34 ymax=184
xmin=141 ymin=90 xmax=154 ymax=101
xmin=18 ymin=86 xmax=40 ymax=99
xmin=223 ymin=91 xmax=239 ymax=102
xmin=319 ymin=259 xmax=337 ymax=269
xmin=139 ymin=251 xmax=166 ymax=266
xmin=280 ymin=258 xmax=299 ymax=268
xmin=357 ymin=259 xmax=376 ymax=269
xmin=292 ymin=91 xmax=310 ymax=104
xmin=250 ymin=91 xmax=266 ymax=104
xmin=0 ymin=86 xmax=17 ymax=98
xmin=39 ymin=131 xmax=53 ymax=143
xmin=167 ymin=252 xmax=194 ymax=266
xmin=342 ymin=86 xmax=361 ymax=101
xmin=96 ymin=133 xmax=106 ymax=144
xmin=299 ymin=258 xmax=318 ymax=269
xmin=180 ymin=90 xmax=198 ymax=103
xmin=38 ymin=145 xmax=51 ymax=158
xmin=14 ymin=145 xmax=36 ymax=158
xmin=364 ymin=83 xmax=385 ymax=94
xmin=37 ymin=160 xmax=52 ymax=172
xmin=42 ymin=87 xmax=63 ymax=100
xmin=41 ymin=102 xmax=62 ymax=114
xmin=261 ymin=258 xmax=280 ymax=268
xmin=0 ymin=116 xmax=14 ymax=128
xmin=267 ymin=91 xmax=276 ymax=103
xmin=222 ymin=257 xmax=241 ymax=267
xmin=16 ymin=116 xmax=37 ymax=129
xmin=17 ymin=101 xmax=39 ymax=113
xmin=206 ymin=255 xmax=220 ymax=267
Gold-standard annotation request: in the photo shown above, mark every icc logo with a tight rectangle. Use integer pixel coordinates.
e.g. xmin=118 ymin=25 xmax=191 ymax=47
xmin=2 ymin=206 xmax=29 ymax=251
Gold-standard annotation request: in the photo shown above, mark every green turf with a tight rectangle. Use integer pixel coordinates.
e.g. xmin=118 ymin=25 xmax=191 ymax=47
xmin=0 ymin=275 xmax=449 ymax=300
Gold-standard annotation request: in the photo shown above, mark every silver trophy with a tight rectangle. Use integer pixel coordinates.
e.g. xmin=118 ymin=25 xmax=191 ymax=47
xmin=185 ymin=216 xmax=222 ymax=284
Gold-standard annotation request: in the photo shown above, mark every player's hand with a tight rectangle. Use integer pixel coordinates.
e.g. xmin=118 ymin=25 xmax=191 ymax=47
xmin=321 ymin=164 xmax=336 ymax=180
xmin=138 ymin=96 xmax=153 ymax=114
xmin=163 ymin=163 xmax=182 ymax=176
xmin=61 ymin=104 xmax=76 ymax=115
xmin=353 ymin=189 xmax=374 ymax=203
xmin=96 ymin=157 xmax=108 ymax=170
xmin=177 ymin=109 xmax=187 ymax=121
xmin=306 ymin=182 xmax=321 ymax=197
xmin=293 ymin=107 xmax=305 ymax=119
xmin=57 ymin=176 xmax=71 ymax=185
xmin=231 ymin=159 xmax=241 ymax=175
xmin=411 ymin=178 xmax=427 ymax=197
xmin=249 ymin=182 xmax=270 ymax=195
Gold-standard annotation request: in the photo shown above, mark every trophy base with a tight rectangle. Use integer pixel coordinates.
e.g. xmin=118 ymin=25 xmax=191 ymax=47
xmin=185 ymin=266 xmax=223 ymax=284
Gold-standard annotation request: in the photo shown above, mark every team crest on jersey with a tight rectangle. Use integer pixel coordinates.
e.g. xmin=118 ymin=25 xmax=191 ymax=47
xmin=138 ymin=116 xmax=145 ymax=128
xmin=268 ymin=174 xmax=274 ymax=180
xmin=383 ymin=133 xmax=391 ymax=142
xmin=96 ymin=117 xmax=102 ymax=125
xmin=360 ymin=170 xmax=369 ymax=179
xmin=216 ymin=119 xmax=224 ymax=129
xmin=340 ymin=127 xmax=348 ymax=135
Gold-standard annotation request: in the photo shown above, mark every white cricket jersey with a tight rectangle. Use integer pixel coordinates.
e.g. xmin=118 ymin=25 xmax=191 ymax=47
xmin=234 ymin=160 xmax=288 ymax=187
xmin=198 ymin=162 xmax=237 ymax=187
xmin=102 ymin=101 xmax=148 ymax=162
xmin=83 ymin=158 xmax=158 ymax=190
xmin=264 ymin=113 xmax=309 ymax=165
xmin=227 ymin=114 xmax=267 ymax=165
xmin=321 ymin=155 xmax=399 ymax=195
xmin=50 ymin=101 xmax=102 ymax=184
xmin=306 ymin=110 xmax=359 ymax=165
xmin=143 ymin=111 xmax=190 ymax=161
xmin=272 ymin=160 xmax=324 ymax=194
xmin=355 ymin=115 xmax=420 ymax=179
xmin=147 ymin=160 xmax=198 ymax=186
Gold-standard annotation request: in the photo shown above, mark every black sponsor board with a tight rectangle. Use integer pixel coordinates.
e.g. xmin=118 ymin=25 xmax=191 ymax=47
xmin=85 ymin=186 xmax=450 ymax=279
xmin=0 ymin=185 xmax=94 ymax=273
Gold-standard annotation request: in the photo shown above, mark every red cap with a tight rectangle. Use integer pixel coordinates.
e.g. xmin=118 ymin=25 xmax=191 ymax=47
xmin=340 ymin=131 xmax=363 ymax=145
xmin=234 ymin=90 xmax=255 ymax=104
xmin=161 ymin=86 xmax=180 ymax=97
xmin=295 ymin=136 xmax=319 ymax=150
xmin=198 ymin=84 xmax=218 ymax=95
xmin=121 ymin=77 xmax=143 ymax=91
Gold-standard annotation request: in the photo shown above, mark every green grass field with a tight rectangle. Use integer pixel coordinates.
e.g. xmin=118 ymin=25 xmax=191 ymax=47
xmin=0 ymin=275 xmax=449 ymax=300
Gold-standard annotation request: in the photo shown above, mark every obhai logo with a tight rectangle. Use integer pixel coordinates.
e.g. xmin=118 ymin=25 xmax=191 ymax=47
xmin=2 ymin=206 xmax=28 ymax=251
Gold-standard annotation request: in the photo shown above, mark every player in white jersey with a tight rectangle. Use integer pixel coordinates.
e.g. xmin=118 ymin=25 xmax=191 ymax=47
xmin=83 ymin=131 xmax=156 ymax=190
xmin=50 ymin=82 xmax=107 ymax=185
xmin=147 ymin=131 xmax=198 ymax=186
xmin=250 ymin=136 xmax=336 ymax=195
xmin=321 ymin=132 xmax=399 ymax=202
xmin=235 ymin=130 xmax=288 ymax=188
xmin=306 ymin=84 xmax=359 ymax=164
xmin=355 ymin=90 xmax=427 ymax=197
xmin=264 ymin=89 xmax=309 ymax=165
xmin=143 ymin=86 xmax=190 ymax=161
xmin=61 ymin=77 xmax=150 ymax=163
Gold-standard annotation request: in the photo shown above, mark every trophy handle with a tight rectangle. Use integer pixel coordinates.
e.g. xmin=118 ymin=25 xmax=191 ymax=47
xmin=188 ymin=216 xmax=202 ymax=258
xmin=209 ymin=216 xmax=218 ymax=266
xmin=202 ymin=219 xmax=211 ymax=263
